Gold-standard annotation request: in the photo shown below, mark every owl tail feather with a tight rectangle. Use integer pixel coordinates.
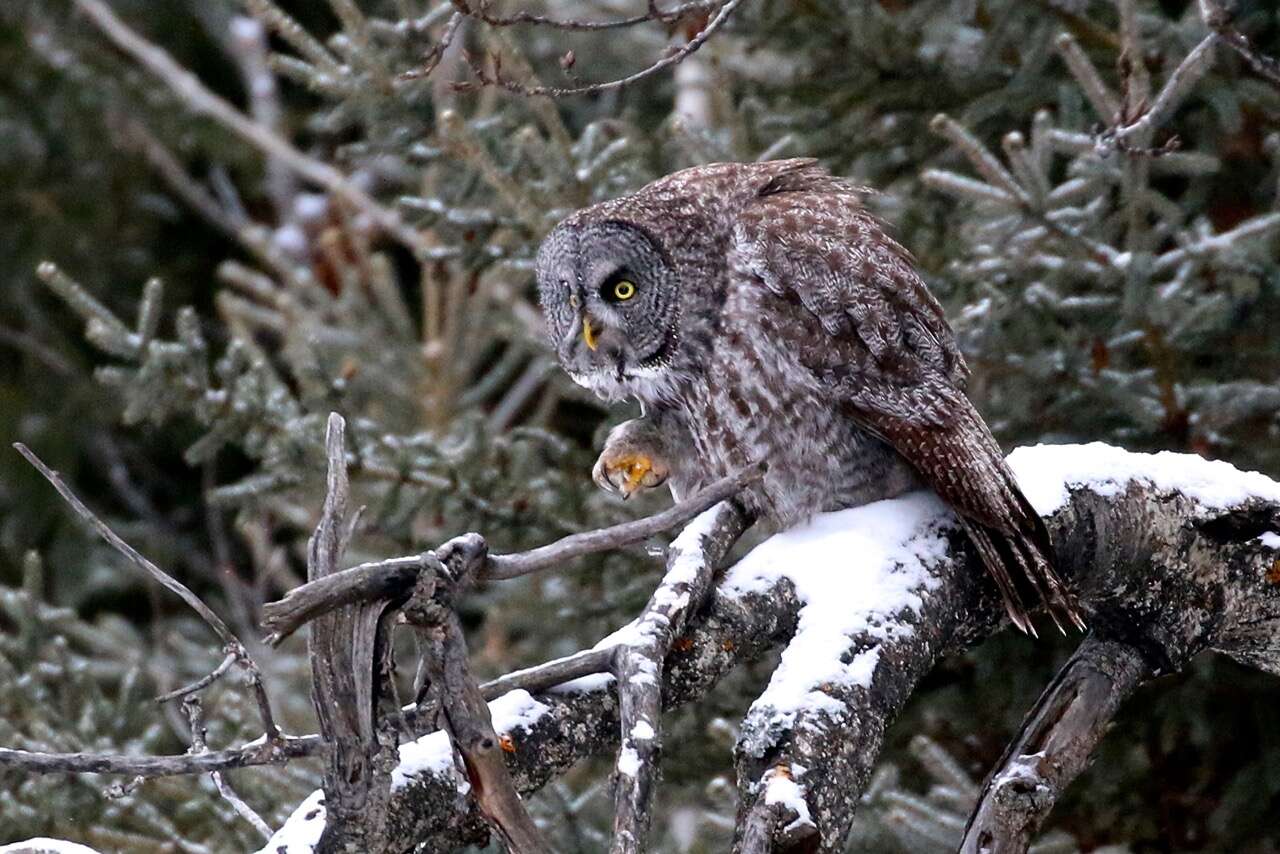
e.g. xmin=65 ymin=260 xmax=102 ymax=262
xmin=959 ymin=505 xmax=1085 ymax=636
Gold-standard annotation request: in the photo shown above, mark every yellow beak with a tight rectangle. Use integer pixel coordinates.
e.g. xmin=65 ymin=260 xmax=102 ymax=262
xmin=582 ymin=316 xmax=599 ymax=351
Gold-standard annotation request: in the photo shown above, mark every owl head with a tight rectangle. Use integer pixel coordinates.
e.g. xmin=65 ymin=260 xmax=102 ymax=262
xmin=535 ymin=218 xmax=685 ymax=404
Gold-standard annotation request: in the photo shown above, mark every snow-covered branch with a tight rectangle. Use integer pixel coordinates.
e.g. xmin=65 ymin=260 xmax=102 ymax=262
xmin=259 ymin=442 xmax=1280 ymax=853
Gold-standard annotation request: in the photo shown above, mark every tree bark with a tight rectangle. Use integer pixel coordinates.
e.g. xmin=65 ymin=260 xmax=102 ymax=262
xmin=262 ymin=454 xmax=1280 ymax=853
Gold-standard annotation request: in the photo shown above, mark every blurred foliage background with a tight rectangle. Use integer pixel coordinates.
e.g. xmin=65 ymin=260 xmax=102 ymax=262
xmin=0 ymin=0 xmax=1277 ymax=851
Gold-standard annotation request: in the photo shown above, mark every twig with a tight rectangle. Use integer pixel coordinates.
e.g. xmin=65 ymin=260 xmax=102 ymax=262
xmin=1199 ymin=0 xmax=1280 ymax=90
xmin=1112 ymin=35 xmax=1216 ymax=145
xmin=479 ymin=647 xmax=615 ymax=700
xmin=450 ymin=0 xmax=720 ymax=31
xmin=154 ymin=651 xmax=237 ymax=703
xmin=399 ymin=11 xmax=464 ymax=81
xmin=959 ymin=635 xmax=1151 ymax=854
xmin=73 ymin=0 xmax=432 ymax=260
xmin=464 ymin=0 xmax=742 ymax=97
xmin=14 ymin=443 xmax=281 ymax=743
xmin=261 ymin=461 xmax=763 ymax=643
xmin=483 ymin=461 xmax=761 ymax=579
xmin=184 ymin=696 xmax=273 ymax=841
xmin=0 ymin=737 xmax=319 ymax=778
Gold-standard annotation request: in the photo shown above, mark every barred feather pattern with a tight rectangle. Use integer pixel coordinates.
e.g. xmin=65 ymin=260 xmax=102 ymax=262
xmin=537 ymin=159 xmax=1082 ymax=633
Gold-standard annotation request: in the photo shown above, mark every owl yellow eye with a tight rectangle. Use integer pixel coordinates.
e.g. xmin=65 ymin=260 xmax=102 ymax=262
xmin=611 ymin=279 xmax=637 ymax=301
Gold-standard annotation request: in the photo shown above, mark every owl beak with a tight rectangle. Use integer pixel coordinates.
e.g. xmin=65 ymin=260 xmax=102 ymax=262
xmin=581 ymin=315 xmax=600 ymax=351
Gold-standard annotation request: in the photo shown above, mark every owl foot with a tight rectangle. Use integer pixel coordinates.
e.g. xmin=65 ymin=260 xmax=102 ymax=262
xmin=593 ymin=450 xmax=670 ymax=499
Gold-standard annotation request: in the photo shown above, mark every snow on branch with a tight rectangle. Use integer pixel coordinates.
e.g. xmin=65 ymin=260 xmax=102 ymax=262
xmin=257 ymin=441 xmax=1280 ymax=853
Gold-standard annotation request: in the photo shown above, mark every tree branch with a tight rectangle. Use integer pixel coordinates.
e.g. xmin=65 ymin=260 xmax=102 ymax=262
xmin=260 ymin=444 xmax=1280 ymax=853
xmin=959 ymin=635 xmax=1151 ymax=854
xmin=260 ymin=461 xmax=763 ymax=643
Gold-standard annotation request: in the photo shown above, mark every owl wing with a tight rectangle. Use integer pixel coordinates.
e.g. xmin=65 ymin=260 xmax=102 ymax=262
xmin=732 ymin=169 xmax=1082 ymax=634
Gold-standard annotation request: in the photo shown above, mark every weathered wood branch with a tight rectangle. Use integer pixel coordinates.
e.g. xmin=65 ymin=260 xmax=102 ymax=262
xmin=261 ymin=445 xmax=1280 ymax=853
xmin=959 ymin=635 xmax=1150 ymax=854
xmin=261 ymin=461 xmax=763 ymax=644
xmin=14 ymin=442 xmax=282 ymax=744
xmin=610 ymin=500 xmax=750 ymax=853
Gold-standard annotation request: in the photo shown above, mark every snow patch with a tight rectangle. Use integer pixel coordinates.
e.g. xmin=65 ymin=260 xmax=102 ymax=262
xmin=392 ymin=689 xmax=550 ymax=790
xmin=261 ymin=691 xmax=550 ymax=852
xmin=1256 ymin=532 xmax=1280 ymax=550
xmin=631 ymin=719 xmax=655 ymax=740
xmin=723 ymin=492 xmax=951 ymax=720
xmin=1008 ymin=442 xmax=1280 ymax=516
xmin=0 ymin=841 xmax=103 ymax=854
xmin=254 ymin=789 xmax=326 ymax=854
xmin=617 ymin=745 xmax=642 ymax=777
xmin=763 ymin=769 xmax=815 ymax=834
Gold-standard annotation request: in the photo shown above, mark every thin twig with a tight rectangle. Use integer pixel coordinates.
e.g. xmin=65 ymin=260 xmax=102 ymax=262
xmin=0 ymin=737 xmax=319 ymax=778
xmin=262 ymin=462 xmax=763 ymax=643
xmin=479 ymin=647 xmax=615 ymax=700
xmin=14 ymin=442 xmax=282 ymax=743
xmin=154 ymin=651 xmax=237 ymax=703
xmin=184 ymin=697 xmax=273 ymax=840
xmin=1112 ymin=35 xmax=1216 ymax=145
xmin=399 ymin=11 xmax=464 ymax=80
xmin=483 ymin=461 xmax=761 ymax=579
xmin=450 ymin=0 xmax=720 ymax=31
xmin=464 ymin=0 xmax=742 ymax=97
xmin=1200 ymin=0 xmax=1280 ymax=90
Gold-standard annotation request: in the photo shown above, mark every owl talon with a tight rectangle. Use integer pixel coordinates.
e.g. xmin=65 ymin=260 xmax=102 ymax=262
xmin=593 ymin=451 xmax=669 ymax=499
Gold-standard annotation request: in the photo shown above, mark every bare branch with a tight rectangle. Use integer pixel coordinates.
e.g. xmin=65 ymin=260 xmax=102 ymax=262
xmin=462 ymin=0 xmax=743 ymax=97
xmin=1112 ymin=35 xmax=1216 ymax=145
xmin=1200 ymin=0 xmax=1280 ymax=90
xmin=0 ymin=737 xmax=320 ymax=778
xmin=261 ymin=462 xmax=763 ymax=643
xmin=154 ymin=651 xmax=237 ymax=704
xmin=404 ymin=555 xmax=551 ymax=854
xmin=184 ymin=696 xmax=273 ymax=841
xmin=609 ymin=500 xmax=749 ymax=853
xmin=482 ymin=461 xmax=760 ymax=579
xmin=959 ymin=636 xmax=1151 ymax=854
xmin=449 ymin=0 xmax=721 ymax=31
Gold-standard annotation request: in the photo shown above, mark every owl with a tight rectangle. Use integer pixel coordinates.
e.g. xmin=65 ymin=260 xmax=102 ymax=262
xmin=535 ymin=159 xmax=1081 ymax=634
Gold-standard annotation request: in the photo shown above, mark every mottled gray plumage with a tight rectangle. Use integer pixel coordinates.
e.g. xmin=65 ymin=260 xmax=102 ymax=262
xmin=536 ymin=159 xmax=1081 ymax=634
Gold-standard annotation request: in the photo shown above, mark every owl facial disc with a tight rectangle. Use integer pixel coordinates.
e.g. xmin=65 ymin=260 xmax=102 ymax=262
xmin=535 ymin=220 xmax=680 ymax=404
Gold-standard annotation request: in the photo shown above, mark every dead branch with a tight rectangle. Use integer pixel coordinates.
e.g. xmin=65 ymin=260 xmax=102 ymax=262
xmin=609 ymin=499 xmax=750 ymax=853
xmin=260 ymin=461 xmax=762 ymax=644
xmin=1199 ymin=0 xmax=1280 ymax=90
xmin=14 ymin=442 xmax=282 ymax=744
xmin=959 ymin=635 xmax=1150 ymax=854
xmin=184 ymin=696 xmax=273 ymax=840
xmin=265 ymin=446 xmax=1280 ymax=853
xmin=403 ymin=535 xmax=550 ymax=854
xmin=461 ymin=0 xmax=743 ymax=97
xmin=307 ymin=413 xmax=399 ymax=852
xmin=448 ymin=0 xmax=721 ymax=32
xmin=0 ymin=737 xmax=319 ymax=778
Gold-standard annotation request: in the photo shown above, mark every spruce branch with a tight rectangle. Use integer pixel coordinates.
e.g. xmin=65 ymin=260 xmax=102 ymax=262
xmin=74 ymin=0 xmax=434 ymax=260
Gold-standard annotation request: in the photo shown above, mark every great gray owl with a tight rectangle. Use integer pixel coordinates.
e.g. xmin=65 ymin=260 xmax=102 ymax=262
xmin=535 ymin=159 xmax=1081 ymax=634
